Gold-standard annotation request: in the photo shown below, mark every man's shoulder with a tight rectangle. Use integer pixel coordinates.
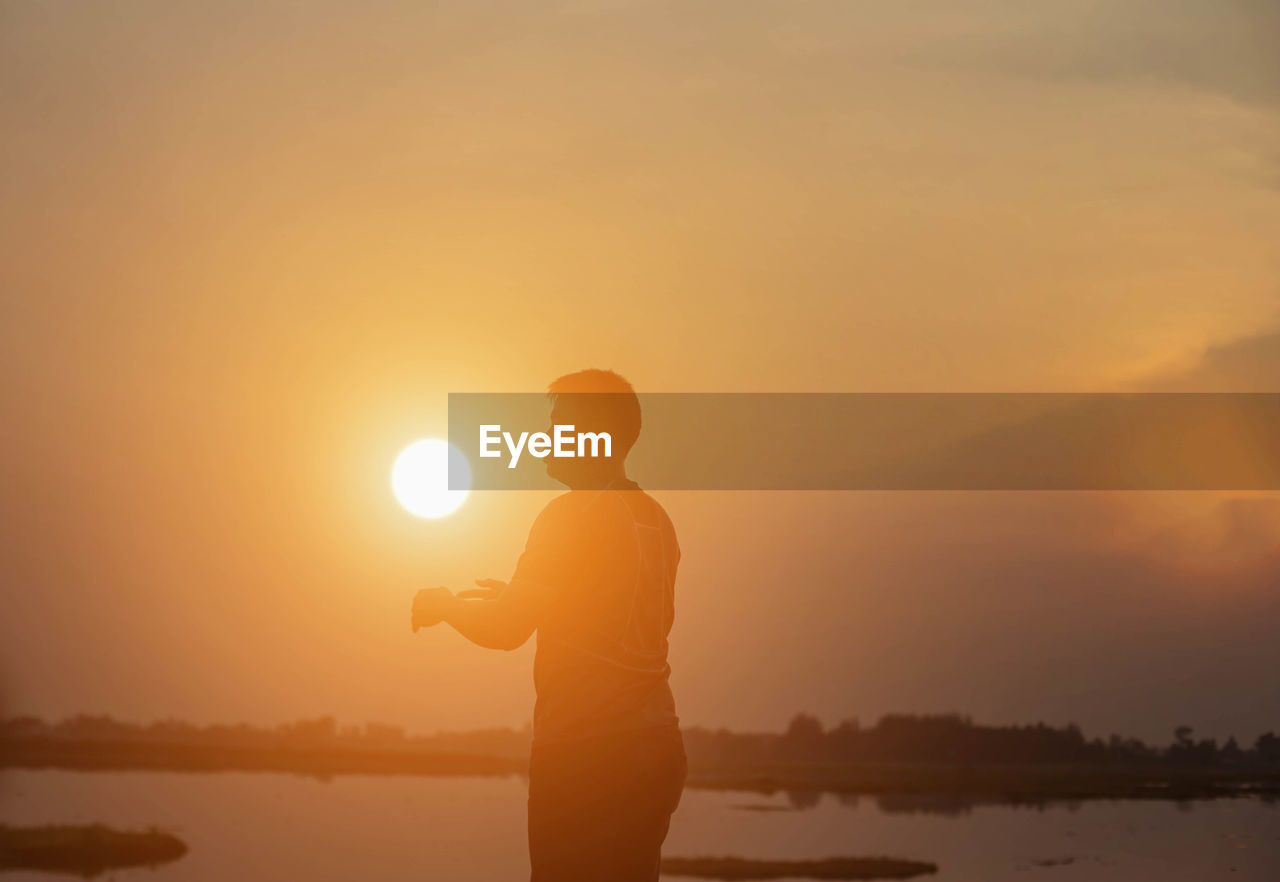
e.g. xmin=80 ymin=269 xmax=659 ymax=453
xmin=533 ymin=486 xmax=675 ymax=537
xmin=538 ymin=490 xmax=591 ymax=518
xmin=529 ymin=491 xmax=593 ymax=537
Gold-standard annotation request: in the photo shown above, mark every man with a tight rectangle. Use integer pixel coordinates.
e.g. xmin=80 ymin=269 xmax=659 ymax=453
xmin=411 ymin=369 xmax=686 ymax=882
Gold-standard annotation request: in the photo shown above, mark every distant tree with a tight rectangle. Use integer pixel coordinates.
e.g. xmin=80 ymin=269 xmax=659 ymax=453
xmin=147 ymin=718 xmax=197 ymax=742
xmin=57 ymin=715 xmax=134 ymax=741
xmin=831 ymin=717 xmax=860 ymax=736
xmin=1168 ymin=726 xmax=1219 ymax=765
xmin=0 ymin=716 xmax=48 ymax=739
xmin=1105 ymin=734 xmax=1152 ymax=762
xmin=786 ymin=713 xmax=824 ymax=740
xmin=872 ymin=714 xmax=973 ymax=762
xmin=781 ymin=713 xmax=826 ymax=759
xmin=280 ymin=716 xmax=337 ymax=745
xmin=1256 ymin=732 xmax=1280 ymax=764
xmin=828 ymin=718 xmax=862 ymax=760
xmin=363 ymin=722 xmax=406 ymax=745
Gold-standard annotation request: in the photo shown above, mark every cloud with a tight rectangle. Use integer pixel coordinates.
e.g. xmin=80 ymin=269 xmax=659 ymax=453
xmin=1152 ymin=324 xmax=1280 ymax=391
xmin=918 ymin=0 xmax=1280 ymax=109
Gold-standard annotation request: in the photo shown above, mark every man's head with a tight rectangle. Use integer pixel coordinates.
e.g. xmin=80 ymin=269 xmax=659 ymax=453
xmin=545 ymin=369 xmax=640 ymax=488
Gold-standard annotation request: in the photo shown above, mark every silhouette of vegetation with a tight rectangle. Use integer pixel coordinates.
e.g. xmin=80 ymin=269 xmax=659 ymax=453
xmin=4 ymin=712 xmax=1279 ymax=803
xmin=0 ymin=714 xmax=531 ymax=757
xmin=679 ymin=714 xmax=1280 ymax=804
xmin=0 ymin=714 xmax=528 ymax=776
xmin=660 ymin=855 xmax=937 ymax=880
xmin=0 ymin=825 xmax=186 ymax=877
xmin=681 ymin=713 xmax=1280 ymax=768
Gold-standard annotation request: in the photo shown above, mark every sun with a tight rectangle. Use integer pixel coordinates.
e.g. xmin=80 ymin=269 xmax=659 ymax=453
xmin=391 ymin=439 xmax=470 ymax=518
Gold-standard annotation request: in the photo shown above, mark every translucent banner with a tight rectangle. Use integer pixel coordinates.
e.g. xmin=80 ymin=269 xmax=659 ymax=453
xmin=448 ymin=393 xmax=1280 ymax=490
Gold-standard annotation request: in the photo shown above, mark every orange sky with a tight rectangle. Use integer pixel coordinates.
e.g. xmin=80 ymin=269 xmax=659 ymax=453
xmin=2 ymin=0 xmax=1279 ymax=741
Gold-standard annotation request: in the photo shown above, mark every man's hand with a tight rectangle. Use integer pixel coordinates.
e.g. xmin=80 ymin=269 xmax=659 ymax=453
xmin=456 ymin=578 xmax=507 ymax=601
xmin=411 ymin=587 xmax=457 ymax=633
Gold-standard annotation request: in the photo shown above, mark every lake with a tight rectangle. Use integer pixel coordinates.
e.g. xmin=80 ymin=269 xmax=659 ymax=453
xmin=1 ymin=769 xmax=1277 ymax=880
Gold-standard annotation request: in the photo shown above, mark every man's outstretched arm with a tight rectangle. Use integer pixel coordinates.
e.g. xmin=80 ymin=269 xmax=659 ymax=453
xmin=412 ymin=578 xmax=550 ymax=651
xmin=413 ymin=498 xmax=577 ymax=650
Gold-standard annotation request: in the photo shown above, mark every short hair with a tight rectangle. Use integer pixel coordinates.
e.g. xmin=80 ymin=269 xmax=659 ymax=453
xmin=547 ymin=369 xmax=642 ymax=457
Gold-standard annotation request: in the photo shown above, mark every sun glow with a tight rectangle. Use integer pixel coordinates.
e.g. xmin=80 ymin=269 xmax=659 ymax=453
xmin=392 ymin=439 xmax=470 ymax=518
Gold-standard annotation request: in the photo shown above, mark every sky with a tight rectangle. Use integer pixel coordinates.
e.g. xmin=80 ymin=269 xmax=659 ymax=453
xmin=2 ymin=0 xmax=1279 ymax=743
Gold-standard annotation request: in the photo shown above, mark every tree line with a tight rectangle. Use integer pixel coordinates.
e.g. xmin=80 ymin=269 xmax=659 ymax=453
xmin=682 ymin=713 xmax=1280 ymax=767
xmin=4 ymin=712 xmax=1279 ymax=768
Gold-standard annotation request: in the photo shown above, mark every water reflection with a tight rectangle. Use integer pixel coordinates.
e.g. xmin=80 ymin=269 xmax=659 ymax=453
xmin=760 ymin=788 xmax=1093 ymax=817
xmin=1 ymin=770 xmax=1277 ymax=882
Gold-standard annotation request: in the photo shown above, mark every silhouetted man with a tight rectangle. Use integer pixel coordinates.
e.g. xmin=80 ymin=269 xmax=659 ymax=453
xmin=412 ymin=370 xmax=685 ymax=881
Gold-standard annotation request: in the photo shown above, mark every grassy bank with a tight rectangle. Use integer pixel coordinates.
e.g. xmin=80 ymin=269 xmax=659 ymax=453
xmin=0 ymin=824 xmax=187 ymax=877
xmin=6 ymin=736 xmax=1279 ymax=804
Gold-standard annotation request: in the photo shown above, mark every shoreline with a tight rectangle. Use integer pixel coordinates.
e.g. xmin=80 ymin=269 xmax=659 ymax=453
xmin=6 ymin=738 xmax=1279 ymax=803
